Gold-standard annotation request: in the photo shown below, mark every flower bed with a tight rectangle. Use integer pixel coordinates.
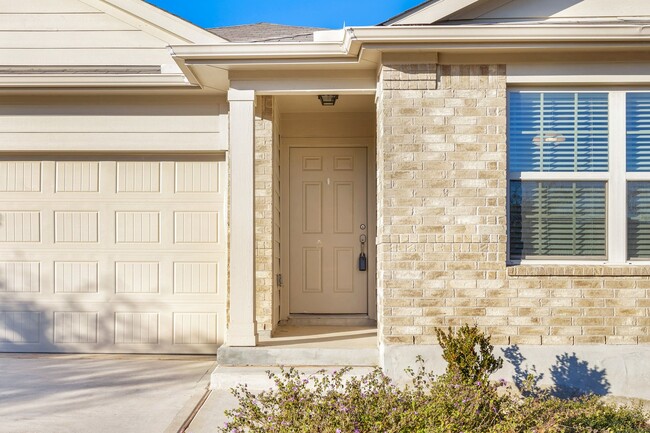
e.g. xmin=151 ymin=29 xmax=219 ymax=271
xmin=220 ymin=326 xmax=650 ymax=433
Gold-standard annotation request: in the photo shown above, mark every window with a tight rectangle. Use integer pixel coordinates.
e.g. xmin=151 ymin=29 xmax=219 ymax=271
xmin=627 ymin=93 xmax=650 ymax=259
xmin=508 ymin=90 xmax=650 ymax=262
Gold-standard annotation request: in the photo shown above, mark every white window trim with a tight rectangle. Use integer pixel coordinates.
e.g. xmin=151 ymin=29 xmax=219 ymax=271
xmin=608 ymin=91 xmax=627 ymax=264
xmin=507 ymin=89 xmax=650 ymax=266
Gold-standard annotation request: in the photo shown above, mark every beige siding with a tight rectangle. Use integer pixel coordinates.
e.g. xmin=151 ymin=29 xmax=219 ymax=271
xmin=0 ymin=95 xmax=227 ymax=152
xmin=0 ymin=0 xmax=180 ymax=67
xmin=456 ymin=0 xmax=650 ymax=21
xmin=281 ymin=113 xmax=375 ymax=139
xmin=0 ymin=0 xmax=97 ymax=13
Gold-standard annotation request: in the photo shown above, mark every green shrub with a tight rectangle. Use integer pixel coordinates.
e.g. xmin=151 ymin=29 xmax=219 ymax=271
xmin=220 ymin=366 xmax=428 ymax=433
xmin=435 ymin=324 xmax=503 ymax=385
xmin=219 ymin=326 xmax=650 ymax=433
xmin=500 ymin=395 xmax=650 ymax=433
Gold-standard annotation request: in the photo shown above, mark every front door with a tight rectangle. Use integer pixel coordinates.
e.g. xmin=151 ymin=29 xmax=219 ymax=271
xmin=289 ymin=147 xmax=368 ymax=314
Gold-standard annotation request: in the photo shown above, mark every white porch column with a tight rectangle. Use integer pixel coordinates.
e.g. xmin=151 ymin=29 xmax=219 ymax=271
xmin=227 ymin=89 xmax=258 ymax=347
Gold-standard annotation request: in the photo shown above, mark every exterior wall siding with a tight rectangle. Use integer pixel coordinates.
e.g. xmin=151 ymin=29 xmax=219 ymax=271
xmin=254 ymin=95 xmax=274 ymax=334
xmin=376 ymin=62 xmax=650 ymax=347
xmin=0 ymin=95 xmax=227 ymax=152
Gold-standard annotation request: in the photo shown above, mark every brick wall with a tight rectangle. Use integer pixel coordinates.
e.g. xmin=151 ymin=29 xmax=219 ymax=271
xmin=376 ymin=63 xmax=650 ymax=347
xmin=254 ymin=95 xmax=274 ymax=333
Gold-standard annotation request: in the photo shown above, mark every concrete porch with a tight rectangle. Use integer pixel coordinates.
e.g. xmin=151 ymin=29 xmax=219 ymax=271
xmin=212 ymin=325 xmax=378 ymax=390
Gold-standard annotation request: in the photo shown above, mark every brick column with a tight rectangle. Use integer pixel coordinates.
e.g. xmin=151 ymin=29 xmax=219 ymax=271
xmin=376 ymin=63 xmax=508 ymax=348
xmin=254 ymin=96 xmax=274 ymax=335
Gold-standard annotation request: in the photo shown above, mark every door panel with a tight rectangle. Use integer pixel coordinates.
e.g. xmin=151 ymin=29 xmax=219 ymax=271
xmin=289 ymin=147 xmax=367 ymax=314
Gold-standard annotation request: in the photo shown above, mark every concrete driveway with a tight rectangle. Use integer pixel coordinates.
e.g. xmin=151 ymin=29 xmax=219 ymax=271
xmin=0 ymin=354 xmax=216 ymax=433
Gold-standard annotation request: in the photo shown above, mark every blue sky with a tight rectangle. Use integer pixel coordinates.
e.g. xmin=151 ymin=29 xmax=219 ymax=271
xmin=146 ymin=0 xmax=425 ymax=29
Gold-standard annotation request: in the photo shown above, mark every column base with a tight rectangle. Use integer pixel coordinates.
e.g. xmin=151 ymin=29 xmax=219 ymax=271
xmin=226 ymin=322 xmax=259 ymax=347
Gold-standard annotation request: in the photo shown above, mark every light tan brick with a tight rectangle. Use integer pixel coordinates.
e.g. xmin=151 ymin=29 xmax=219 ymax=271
xmin=510 ymin=336 xmax=542 ymax=345
xmin=607 ymin=336 xmax=638 ymax=345
xmin=377 ymin=63 xmax=648 ymax=348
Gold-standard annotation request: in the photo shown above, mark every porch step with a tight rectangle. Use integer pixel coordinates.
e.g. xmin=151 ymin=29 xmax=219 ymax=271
xmin=283 ymin=315 xmax=377 ymax=327
xmin=216 ymin=345 xmax=379 ymax=368
xmin=211 ymin=365 xmax=377 ymax=391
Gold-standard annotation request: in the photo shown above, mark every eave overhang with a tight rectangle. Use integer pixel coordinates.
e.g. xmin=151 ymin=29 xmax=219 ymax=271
xmin=171 ymin=23 xmax=650 ymax=65
xmin=167 ymin=24 xmax=650 ymax=91
xmin=167 ymin=24 xmax=650 ymax=92
xmin=0 ymin=74 xmax=191 ymax=88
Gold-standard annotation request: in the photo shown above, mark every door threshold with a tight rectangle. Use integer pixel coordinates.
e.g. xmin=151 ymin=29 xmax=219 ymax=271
xmin=282 ymin=314 xmax=376 ymax=328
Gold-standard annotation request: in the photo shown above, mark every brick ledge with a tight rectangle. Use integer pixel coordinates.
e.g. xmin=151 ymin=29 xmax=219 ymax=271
xmin=507 ymin=265 xmax=650 ymax=277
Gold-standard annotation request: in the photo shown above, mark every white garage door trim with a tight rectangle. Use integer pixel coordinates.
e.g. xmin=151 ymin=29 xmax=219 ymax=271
xmin=0 ymin=153 xmax=227 ymax=354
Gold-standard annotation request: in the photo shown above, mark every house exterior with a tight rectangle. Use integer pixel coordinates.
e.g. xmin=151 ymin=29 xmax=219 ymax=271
xmin=1 ymin=0 xmax=649 ymax=399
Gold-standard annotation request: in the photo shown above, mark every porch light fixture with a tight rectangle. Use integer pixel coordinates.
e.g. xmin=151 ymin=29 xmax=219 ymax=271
xmin=318 ymin=94 xmax=339 ymax=106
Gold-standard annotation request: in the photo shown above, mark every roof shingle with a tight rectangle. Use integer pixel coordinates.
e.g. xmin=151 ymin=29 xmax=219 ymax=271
xmin=208 ymin=22 xmax=326 ymax=43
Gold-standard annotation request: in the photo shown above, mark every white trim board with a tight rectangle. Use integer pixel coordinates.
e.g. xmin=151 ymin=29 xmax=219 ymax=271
xmin=507 ymin=63 xmax=650 ymax=85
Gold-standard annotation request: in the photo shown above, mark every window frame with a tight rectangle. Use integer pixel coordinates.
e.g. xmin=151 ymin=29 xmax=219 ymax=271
xmin=507 ymin=87 xmax=650 ymax=265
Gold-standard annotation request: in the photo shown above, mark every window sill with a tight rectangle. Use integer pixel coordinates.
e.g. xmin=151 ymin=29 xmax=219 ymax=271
xmin=507 ymin=264 xmax=650 ymax=277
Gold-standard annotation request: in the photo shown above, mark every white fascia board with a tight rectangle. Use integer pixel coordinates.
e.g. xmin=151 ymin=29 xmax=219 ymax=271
xmin=0 ymin=74 xmax=194 ymax=88
xmin=349 ymin=24 xmax=650 ymax=43
xmin=80 ymin=0 xmax=224 ymax=44
xmin=170 ymin=42 xmax=356 ymax=61
xmin=385 ymin=0 xmax=485 ymax=25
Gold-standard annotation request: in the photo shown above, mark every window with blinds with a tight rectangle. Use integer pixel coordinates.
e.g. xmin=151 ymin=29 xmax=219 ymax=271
xmin=627 ymin=93 xmax=650 ymax=259
xmin=627 ymin=93 xmax=650 ymax=172
xmin=508 ymin=91 xmax=609 ymax=260
xmin=510 ymin=181 xmax=606 ymax=259
xmin=627 ymin=182 xmax=650 ymax=259
xmin=509 ymin=92 xmax=609 ymax=173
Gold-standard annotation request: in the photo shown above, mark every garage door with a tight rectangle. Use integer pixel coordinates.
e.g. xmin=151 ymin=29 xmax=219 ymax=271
xmin=0 ymin=155 xmax=227 ymax=354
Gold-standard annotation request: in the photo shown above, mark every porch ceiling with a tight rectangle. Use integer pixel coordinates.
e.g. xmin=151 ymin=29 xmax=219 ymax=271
xmin=276 ymin=94 xmax=376 ymax=114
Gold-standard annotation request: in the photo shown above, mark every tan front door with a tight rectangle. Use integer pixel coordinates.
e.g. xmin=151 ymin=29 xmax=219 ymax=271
xmin=289 ymin=147 xmax=367 ymax=314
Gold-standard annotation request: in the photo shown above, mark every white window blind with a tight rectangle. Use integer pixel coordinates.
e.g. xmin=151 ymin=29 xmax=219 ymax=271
xmin=509 ymin=181 xmax=606 ymax=259
xmin=627 ymin=93 xmax=650 ymax=172
xmin=627 ymin=93 xmax=650 ymax=259
xmin=508 ymin=91 xmax=609 ymax=260
xmin=509 ymin=92 xmax=609 ymax=173
xmin=627 ymin=182 xmax=650 ymax=259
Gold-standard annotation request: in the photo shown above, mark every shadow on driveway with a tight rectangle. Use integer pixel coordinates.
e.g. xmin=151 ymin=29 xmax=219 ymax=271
xmin=0 ymin=354 xmax=215 ymax=433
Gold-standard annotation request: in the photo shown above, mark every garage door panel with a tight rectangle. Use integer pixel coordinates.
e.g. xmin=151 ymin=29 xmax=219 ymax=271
xmin=175 ymin=161 xmax=222 ymax=193
xmin=0 ymin=211 xmax=41 ymax=243
xmin=55 ymin=161 xmax=100 ymax=192
xmin=0 ymin=310 xmax=41 ymax=343
xmin=0 ymin=261 xmax=40 ymax=293
xmin=115 ymin=262 xmax=160 ymax=294
xmin=114 ymin=312 xmax=160 ymax=344
xmin=0 ymin=161 xmax=41 ymax=192
xmin=54 ymin=261 xmax=98 ymax=294
xmin=0 ymin=155 xmax=226 ymax=354
xmin=117 ymin=161 xmax=161 ymax=193
xmin=115 ymin=211 xmax=160 ymax=244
